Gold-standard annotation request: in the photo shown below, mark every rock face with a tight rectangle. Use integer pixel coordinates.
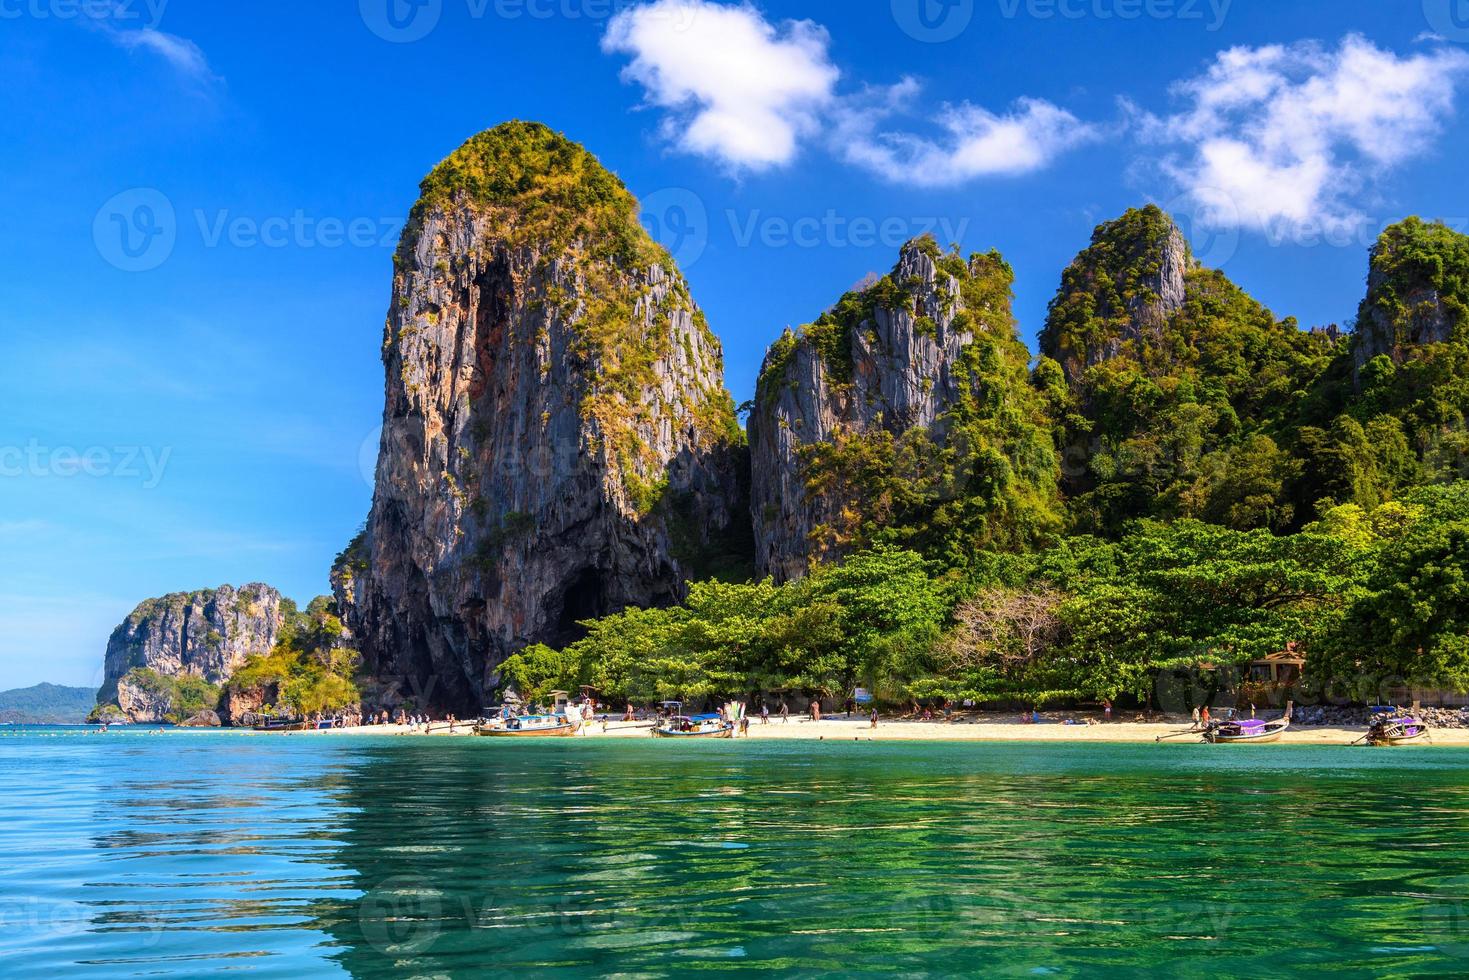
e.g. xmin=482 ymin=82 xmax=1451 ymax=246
xmin=1353 ymin=217 xmax=1467 ymax=378
xmin=750 ymin=238 xmax=1058 ymax=580
xmin=334 ymin=122 xmax=747 ymax=712
xmin=1040 ymin=204 xmax=1191 ymax=382
xmin=96 ymin=584 xmax=285 ymax=720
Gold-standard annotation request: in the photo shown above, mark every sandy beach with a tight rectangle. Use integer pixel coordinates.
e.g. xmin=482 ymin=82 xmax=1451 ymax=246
xmin=262 ymin=715 xmax=1469 ymax=746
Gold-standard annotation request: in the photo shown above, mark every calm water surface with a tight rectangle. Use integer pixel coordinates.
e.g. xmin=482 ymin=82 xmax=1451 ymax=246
xmin=2 ymin=728 xmax=1469 ymax=977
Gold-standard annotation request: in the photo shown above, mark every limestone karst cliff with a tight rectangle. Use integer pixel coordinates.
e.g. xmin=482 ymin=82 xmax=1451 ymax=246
xmin=1039 ymin=204 xmax=1191 ymax=382
xmin=1039 ymin=205 xmax=1334 ymax=533
xmin=333 ymin=122 xmax=749 ymax=712
xmin=1353 ymin=216 xmax=1468 ymax=375
xmin=749 ymin=237 xmax=1061 ymax=581
xmin=95 ymin=584 xmax=285 ymax=722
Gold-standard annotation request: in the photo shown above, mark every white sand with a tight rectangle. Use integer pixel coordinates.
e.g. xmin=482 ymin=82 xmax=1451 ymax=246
xmin=266 ymin=715 xmax=1469 ymax=746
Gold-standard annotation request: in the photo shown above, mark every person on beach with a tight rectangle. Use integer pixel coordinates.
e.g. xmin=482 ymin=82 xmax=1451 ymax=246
xmin=761 ymin=703 xmax=769 ymax=724
xmin=810 ymin=701 xmax=821 ymax=722
xmin=870 ymin=708 xmax=879 ymax=729
xmin=780 ymin=701 xmax=789 ymax=723
xmin=1103 ymin=700 xmax=1112 ymax=722
xmin=1201 ymin=705 xmax=1211 ymax=726
xmin=1191 ymin=706 xmax=1201 ymax=729
xmin=624 ymin=703 xmax=635 ymax=722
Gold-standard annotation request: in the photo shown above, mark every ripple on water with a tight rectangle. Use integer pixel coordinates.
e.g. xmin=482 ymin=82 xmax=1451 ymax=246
xmin=3 ymin=734 xmax=1469 ymax=976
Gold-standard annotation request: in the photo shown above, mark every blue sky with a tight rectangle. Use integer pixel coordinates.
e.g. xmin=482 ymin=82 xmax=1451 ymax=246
xmin=2 ymin=0 xmax=1467 ymax=690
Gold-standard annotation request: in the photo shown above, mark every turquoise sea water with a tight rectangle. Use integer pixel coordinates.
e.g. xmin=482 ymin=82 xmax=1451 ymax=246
xmin=3 ymin=728 xmax=1469 ymax=977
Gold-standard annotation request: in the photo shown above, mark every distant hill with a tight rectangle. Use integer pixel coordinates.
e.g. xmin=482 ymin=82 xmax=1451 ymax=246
xmin=0 ymin=684 xmax=97 ymax=724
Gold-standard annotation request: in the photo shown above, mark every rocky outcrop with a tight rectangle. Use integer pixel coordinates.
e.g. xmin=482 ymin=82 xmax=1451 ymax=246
xmin=96 ymin=584 xmax=285 ymax=717
xmin=335 ymin=122 xmax=747 ymax=713
xmin=179 ymin=710 xmax=223 ymax=728
xmin=1353 ymin=217 xmax=1468 ymax=379
xmin=1040 ymin=204 xmax=1191 ymax=382
xmin=750 ymin=237 xmax=1059 ymax=580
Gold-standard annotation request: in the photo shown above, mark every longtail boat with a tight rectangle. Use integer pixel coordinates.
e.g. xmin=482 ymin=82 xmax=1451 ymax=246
xmin=652 ymin=702 xmax=738 ymax=739
xmin=1363 ymin=715 xmax=1431 ymax=746
xmin=254 ymin=718 xmax=310 ymax=732
xmin=1202 ymin=717 xmax=1290 ymax=744
xmin=477 ymin=713 xmax=576 ymax=737
xmin=653 ymin=713 xmax=735 ymax=738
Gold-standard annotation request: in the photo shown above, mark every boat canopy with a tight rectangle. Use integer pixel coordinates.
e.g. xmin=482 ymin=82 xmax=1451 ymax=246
xmin=689 ymin=714 xmax=721 ymax=721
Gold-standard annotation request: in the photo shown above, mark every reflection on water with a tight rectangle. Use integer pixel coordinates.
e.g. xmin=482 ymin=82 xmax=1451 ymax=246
xmin=3 ymin=731 xmax=1469 ymax=976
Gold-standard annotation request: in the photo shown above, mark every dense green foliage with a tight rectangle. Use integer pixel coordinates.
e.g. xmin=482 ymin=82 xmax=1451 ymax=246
xmin=762 ymin=238 xmax=1063 ymax=566
xmin=227 ymin=597 xmax=362 ymax=719
xmin=1041 ymin=205 xmax=1336 ymax=534
xmin=500 ymin=547 xmax=948 ymax=705
xmin=1313 ymin=484 xmax=1469 ymax=695
xmin=519 ymin=211 xmax=1469 ymax=708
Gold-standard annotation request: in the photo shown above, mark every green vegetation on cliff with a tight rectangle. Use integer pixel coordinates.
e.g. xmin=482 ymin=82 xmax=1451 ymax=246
xmin=764 ymin=238 xmax=1062 ymax=566
xmin=113 ymin=669 xmax=221 ymax=724
xmin=1042 ymin=205 xmax=1336 ymax=534
xmin=523 ymin=210 xmax=1469 ymax=710
xmin=396 ymin=121 xmax=742 ymax=509
xmin=227 ymin=598 xmax=361 ymax=719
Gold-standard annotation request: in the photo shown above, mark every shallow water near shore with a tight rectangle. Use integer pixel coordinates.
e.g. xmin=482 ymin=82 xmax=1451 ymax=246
xmin=3 ymin=729 xmax=1469 ymax=977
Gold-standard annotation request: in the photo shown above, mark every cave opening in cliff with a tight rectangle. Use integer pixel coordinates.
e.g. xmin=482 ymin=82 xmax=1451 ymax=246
xmin=550 ymin=568 xmax=605 ymax=645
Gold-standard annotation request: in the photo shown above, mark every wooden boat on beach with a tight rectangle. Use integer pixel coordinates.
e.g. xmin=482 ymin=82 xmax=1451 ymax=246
xmin=652 ymin=701 xmax=736 ymax=738
xmin=1363 ymin=716 xmax=1431 ymax=746
xmin=653 ymin=713 xmax=735 ymax=738
xmin=1202 ymin=717 xmax=1290 ymax=743
xmin=476 ymin=713 xmax=576 ymax=737
xmin=254 ymin=718 xmax=310 ymax=732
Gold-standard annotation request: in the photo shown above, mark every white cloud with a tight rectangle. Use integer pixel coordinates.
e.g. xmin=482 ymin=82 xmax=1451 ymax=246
xmin=836 ymin=79 xmax=1101 ymax=186
xmin=78 ymin=11 xmax=218 ymax=86
xmin=602 ymin=0 xmax=839 ymax=170
xmin=1141 ymin=35 xmax=1469 ymax=232
xmin=109 ymin=27 xmax=216 ymax=83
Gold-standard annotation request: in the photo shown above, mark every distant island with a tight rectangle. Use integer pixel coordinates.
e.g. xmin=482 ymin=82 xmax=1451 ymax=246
xmin=0 ymin=684 xmax=97 ymax=725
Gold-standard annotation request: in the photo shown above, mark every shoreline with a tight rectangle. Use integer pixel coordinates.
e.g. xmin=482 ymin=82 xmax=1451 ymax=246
xmin=216 ymin=715 xmax=1469 ymax=746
